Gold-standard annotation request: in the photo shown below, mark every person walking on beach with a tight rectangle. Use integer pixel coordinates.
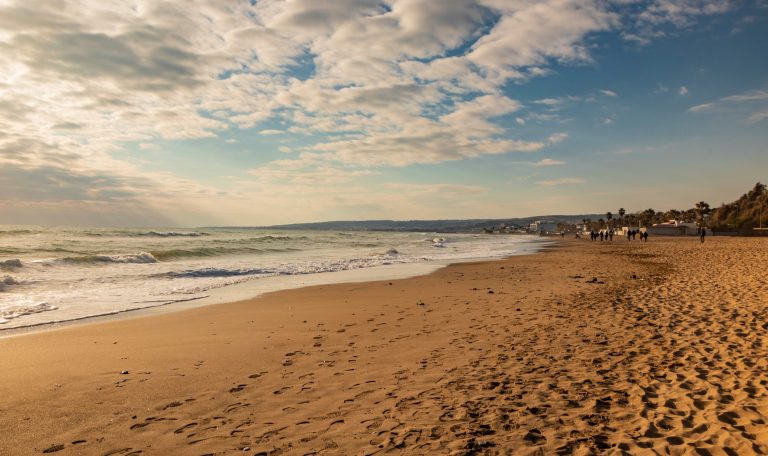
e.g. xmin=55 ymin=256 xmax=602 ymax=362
xmin=700 ymin=227 xmax=706 ymax=243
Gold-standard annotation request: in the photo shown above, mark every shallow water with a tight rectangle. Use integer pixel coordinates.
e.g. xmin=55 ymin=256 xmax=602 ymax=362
xmin=0 ymin=225 xmax=546 ymax=329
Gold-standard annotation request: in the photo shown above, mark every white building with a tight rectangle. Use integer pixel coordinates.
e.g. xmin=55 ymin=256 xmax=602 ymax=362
xmin=529 ymin=220 xmax=559 ymax=234
xmin=648 ymin=220 xmax=702 ymax=236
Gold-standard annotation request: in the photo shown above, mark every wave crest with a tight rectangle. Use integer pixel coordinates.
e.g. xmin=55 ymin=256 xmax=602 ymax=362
xmin=141 ymin=231 xmax=209 ymax=237
xmin=61 ymin=252 xmax=158 ymax=264
xmin=159 ymin=267 xmax=274 ymax=278
xmin=0 ymin=302 xmax=57 ymax=324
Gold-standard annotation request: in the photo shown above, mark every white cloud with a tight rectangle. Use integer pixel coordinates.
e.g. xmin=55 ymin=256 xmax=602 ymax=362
xmin=688 ymin=89 xmax=768 ymax=123
xmin=535 ymin=98 xmax=565 ymax=107
xmin=748 ymin=110 xmax=768 ymax=123
xmin=679 ymin=86 xmax=689 ymax=95
xmin=0 ymin=0 xmax=736 ymax=224
xmin=600 ymin=89 xmax=618 ymax=97
xmin=721 ymin=90 xmax=768 ymax=102
xmin=535 ymin=177 xmax=585 ymax=186
xmin=534 ymin=158 xmax=566 ymax=166
xmin=688 ymin=102 xmax=715 ymax=112
xmin=548 ymin=132 xmax=569 ymax=144
xmin=138 ymin=143 xmax=157 ymax=150
xmin=383 ymin=183 xmax=488 ymax=196
xmin=623 ymin=0 xmax=733 ymax=43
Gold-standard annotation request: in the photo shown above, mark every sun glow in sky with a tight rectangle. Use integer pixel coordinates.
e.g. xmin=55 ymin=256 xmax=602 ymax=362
xmin=0 ymin=0 xmax=766 ymax=227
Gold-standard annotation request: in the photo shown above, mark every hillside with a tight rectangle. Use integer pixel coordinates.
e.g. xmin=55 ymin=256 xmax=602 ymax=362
xmin=264 ymin=215 xmax=603 ymax=233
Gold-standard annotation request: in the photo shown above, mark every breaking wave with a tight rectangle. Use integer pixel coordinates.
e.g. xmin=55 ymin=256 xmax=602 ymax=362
xmin=140 ymin=231 xmax=209 ymax=237
xmin=159 ymin=267 xmax=275 ymax=278
xmin=150 ymin=246 xmax=296 ymax=261
xmin=60 ymin=252 xmax=159 ymax=264
xmin=0 ymin=302 xmax=57 ymax=324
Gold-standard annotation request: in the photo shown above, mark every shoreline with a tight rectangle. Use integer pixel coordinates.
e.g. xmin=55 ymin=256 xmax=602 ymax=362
xmin=0 ymin=238 xmax=554 ymax=339
xmin=2 ymin=236 xmax=766 ymax=454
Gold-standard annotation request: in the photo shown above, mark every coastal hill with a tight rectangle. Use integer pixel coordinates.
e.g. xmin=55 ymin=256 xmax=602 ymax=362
xmin=262 ymin=215 xmax=604 ymax=233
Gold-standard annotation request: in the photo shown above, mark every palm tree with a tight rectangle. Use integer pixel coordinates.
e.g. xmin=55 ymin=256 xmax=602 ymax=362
xmin=665 ymin=209 xmax=682 ymax=222
xmin=642 ymin=208 xmax=656 ymax=227
xmin=695 ymin=201 xmax=710 ymax=226
xmin=606 ymin=211 xmax=613 ymax=228
xmin=618 ymin=208 xmax=626 ymax=226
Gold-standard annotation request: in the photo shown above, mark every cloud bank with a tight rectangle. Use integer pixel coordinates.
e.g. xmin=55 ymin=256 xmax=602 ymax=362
xmin=0 ymin=0 xmax=739 ymax=224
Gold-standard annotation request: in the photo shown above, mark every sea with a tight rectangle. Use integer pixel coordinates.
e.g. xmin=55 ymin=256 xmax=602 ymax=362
xmin=0 ymin=226 xmax=547 ymax=332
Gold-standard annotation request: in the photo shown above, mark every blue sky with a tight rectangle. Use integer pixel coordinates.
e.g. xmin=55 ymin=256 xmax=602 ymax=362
xmin=0 ymin=0 xmax=766 ymax=226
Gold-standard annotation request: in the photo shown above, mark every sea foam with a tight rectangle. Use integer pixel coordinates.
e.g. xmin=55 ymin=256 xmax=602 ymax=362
xmin=0 ymin=302 xmax=57 ymax=324
xmin=58 ymin=252 xmax=159 ymax=264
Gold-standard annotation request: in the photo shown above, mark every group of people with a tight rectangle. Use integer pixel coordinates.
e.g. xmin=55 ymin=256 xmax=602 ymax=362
xmin=588 ymin=230 xmax=613 ymax=241
xmin=626 ymin=229 xmax=648 ymax=242
xmin=586 ymin=229 xmax=649 ymax=242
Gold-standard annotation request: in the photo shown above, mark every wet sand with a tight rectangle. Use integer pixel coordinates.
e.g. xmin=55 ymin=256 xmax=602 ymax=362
xmin=1 ymin=236 xmax=766 ymax=455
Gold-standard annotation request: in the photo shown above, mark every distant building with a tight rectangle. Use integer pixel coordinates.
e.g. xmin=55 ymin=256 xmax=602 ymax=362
xmin=528 ymin=220 xmax=558 ymax=234
xmin=648 ymin=220 xmax=700 ymax=236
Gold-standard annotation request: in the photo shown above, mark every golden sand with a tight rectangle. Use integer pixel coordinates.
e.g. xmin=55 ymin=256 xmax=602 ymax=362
xmin=1 ymin=236 xmax=766 ymax=455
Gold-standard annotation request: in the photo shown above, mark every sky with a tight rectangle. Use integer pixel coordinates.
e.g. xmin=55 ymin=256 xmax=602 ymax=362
xmin=0 ymin=0 xmax=766 ymax=227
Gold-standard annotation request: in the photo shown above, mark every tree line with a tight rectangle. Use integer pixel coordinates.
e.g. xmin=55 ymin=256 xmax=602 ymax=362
xmin=558 ymin=182 xmax=767 ymax=232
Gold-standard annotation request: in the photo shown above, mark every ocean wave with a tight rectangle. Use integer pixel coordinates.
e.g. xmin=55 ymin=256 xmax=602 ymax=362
xmin=151 ymin=248 xmax=230 ymax=261
xmin=159 ymin=267 xmax=275 ymax=278
xmin=0 ymin=275 xmax=20 ymax=291
xmin=0 ymin=259 xmax=23 ymax=269
xmin=150 ymin=246 xmax=297 ymax=261
xmin=87 ymin=230 xmax=210 ymax=238
xmin=60 ymin=252 xmax=158 ymax=264
xmin=0 ymin=229 xmax=39 ymax=236
xmin=0 ymin=302 xmax=57 ymax=324
xmin=140 ymin=231 xmax=209 ymax=237
xmin=213 ymin=235 xmax=302 ymax=244
xmin=431 ymin=237 xmax=446 ymax=248
xmin=163 ymin=254 xmax=412 ymax=280
xmin=252 ymin=235 xmax=293 ymax=241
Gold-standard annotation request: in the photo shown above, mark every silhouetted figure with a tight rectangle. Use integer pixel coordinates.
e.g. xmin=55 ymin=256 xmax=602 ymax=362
xmin=643 ymin=231 xmax=648 ymax=242
xmin=700 ymin=227 xmax=706 ymax=243
xmin=608 ymin=230 xmax=614 ymax=241
xmin=600 ymin=231 xmax=604 ymax=241
xmin=627 ymin=230 xmax=631 ymax=241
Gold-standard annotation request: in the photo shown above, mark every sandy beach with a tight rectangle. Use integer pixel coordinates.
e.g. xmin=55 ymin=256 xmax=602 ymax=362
xmin=1 ymin=236 xmax=767 ymax=455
